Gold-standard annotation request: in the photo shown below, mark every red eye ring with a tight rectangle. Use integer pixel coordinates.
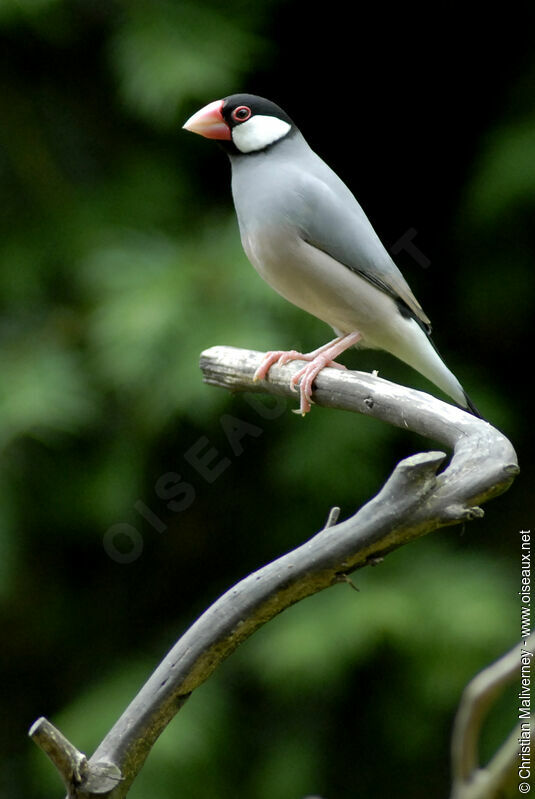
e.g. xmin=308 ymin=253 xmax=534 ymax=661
xmin=231 ymin=105 xmax=252 ymax=123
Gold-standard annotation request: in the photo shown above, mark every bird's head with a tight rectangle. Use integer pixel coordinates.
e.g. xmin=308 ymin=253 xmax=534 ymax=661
xmin=183 ymin=94 xmax=295 ymax=154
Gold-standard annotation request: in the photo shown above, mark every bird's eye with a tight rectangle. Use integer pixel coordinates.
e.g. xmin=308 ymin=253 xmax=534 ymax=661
xmin=231 ymin=106 xmax=252 ymax=122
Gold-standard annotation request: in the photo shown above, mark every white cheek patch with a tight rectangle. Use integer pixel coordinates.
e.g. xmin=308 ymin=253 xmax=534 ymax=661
xmin=232 ymin=115 xmax=291 ymax=153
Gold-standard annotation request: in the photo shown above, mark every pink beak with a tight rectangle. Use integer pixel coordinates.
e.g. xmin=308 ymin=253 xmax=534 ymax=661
xmin=182 ymin=99 xmax=231 ymax=141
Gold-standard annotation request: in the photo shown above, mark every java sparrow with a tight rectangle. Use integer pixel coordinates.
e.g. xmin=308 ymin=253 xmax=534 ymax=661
xmin=183 ymin=94 xmax=480 ymax=417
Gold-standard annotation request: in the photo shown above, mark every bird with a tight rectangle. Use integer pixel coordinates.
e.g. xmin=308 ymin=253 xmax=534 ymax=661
xmin=183 ymin=93 xmax=480 ymax=417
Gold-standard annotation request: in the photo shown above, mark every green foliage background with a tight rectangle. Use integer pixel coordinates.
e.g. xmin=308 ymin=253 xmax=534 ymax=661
xmin=0 ymin=2 xmax=533 ymax=797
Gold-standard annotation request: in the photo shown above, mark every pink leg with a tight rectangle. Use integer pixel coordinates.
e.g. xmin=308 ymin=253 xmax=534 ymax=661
xmin=254 ymin=332 xmax=362 ymax=415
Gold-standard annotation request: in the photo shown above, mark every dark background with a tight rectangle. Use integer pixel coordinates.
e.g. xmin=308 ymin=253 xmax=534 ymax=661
xmin=1 ymin=1 xmax=533 ymax=797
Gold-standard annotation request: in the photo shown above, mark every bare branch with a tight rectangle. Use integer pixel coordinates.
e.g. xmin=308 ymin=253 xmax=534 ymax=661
xmin=29 ymin=345 xmax=519 ymax=798
xmin=200 ymin=345 xmax=518 ymax=510
xmin=450 ymin=634 xmax=535 ymax=799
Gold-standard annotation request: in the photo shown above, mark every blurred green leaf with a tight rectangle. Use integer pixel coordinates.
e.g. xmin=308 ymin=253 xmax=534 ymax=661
xmin=0 ymin=0 xmax=62 ymax=24
xmin=0 ymin=325 xmax=96 ymax=447
xmin=109 ymin=0 xmax=268 ymax=126
xmin=462 ymin=116 xmax=535 ymax=225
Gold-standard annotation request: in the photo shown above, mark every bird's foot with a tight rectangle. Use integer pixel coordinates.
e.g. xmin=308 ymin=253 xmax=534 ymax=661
xmin=290 ymin=355 xmax=348 ymax=415
xmin=253 ymin=344 xmax=347 ymax=386
xmin=253 ymin=332 xmax=362 ymax=416
xmin=253 ymin=350 xmax=307 ymax=382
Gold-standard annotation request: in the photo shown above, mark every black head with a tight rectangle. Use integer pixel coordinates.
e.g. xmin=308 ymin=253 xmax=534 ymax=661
xmin=183 ymin=93 xmax=296 ymax=154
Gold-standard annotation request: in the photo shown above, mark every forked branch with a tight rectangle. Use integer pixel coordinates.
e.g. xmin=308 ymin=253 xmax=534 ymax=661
xmin=29 ymin=346 xmax=519 ymax=798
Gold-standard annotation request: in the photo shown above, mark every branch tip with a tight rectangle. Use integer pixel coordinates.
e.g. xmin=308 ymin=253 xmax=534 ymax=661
xmin=29 ymin=716 xmax=87 ymax=788
xmin=504 ymin=463 xmax=520 ymax=476
xmin=323 ymin=506 xmax=341 ymax=529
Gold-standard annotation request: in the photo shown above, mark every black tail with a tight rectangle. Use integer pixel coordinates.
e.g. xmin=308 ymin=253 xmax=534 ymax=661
xmin=462 ymin=390 xmax=484 ymax=420
xmin=419 ymin=329 xmax=484 ymax=420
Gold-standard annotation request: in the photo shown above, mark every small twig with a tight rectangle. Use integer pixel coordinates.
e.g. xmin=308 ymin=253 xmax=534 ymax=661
xmin=323 ymin=506 xmax=341 ymax=529
xmin=337 ymin=574 xmax=360 ymax=592
xmin=29 ymin=717 xmax=88 ymax=791
xmin=29 ymin=717 xmax=122 ymax=796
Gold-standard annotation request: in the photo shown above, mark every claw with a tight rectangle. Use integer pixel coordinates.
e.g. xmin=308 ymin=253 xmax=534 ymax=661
xmin=253 ymin=351 xmax=287 ymax=382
